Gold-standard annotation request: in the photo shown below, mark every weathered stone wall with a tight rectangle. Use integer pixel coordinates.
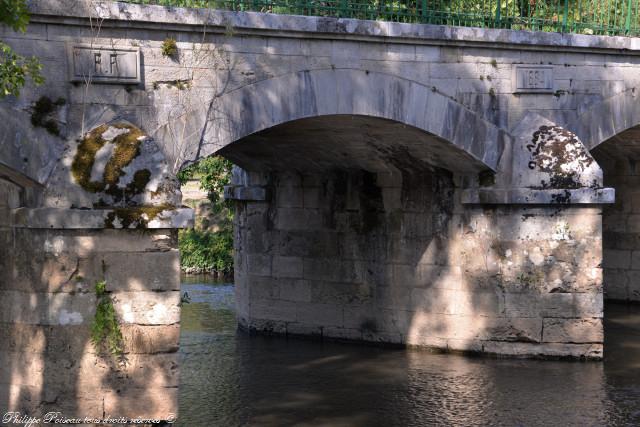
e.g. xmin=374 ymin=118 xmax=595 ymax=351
xmin=4 ymin=1 xmax=640 ymax=169
xmin=0 ymin=224 xmax=181 ymax=420
xmin=233 ymin=169 xmax=604 ymax=359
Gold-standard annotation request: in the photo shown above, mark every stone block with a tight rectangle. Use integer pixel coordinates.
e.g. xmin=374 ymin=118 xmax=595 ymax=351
xmin=374 ymin=284 xmax=412 ymax=311
xmin=411 ymin=288 xmax=504 ymax=317
xmin=603 ymin=249 xmax=631 ymax=269
xmin=479 ymin=317 xmax=543 ymax=343
xmin=250 ymin=299 xmax=298 ymax=322
xmin=303 ymin=258 xmax=364 ymax=283
xmin=310 ymin=281 xmax=372 ymax=305
xmin=286 ymin=322 xmax=323 ymax=337
xmin=0 ymin=291 xmax=97 ymax=325
xmin=396 ymin=264 xmax=463 ymax=290
xmin=248 ymin=276 xmax=279 ymax=300
xmin=247 ymin=254 xmax=272 ymax=276
xmin=15 ymin=229 xmax=175 ymax=256
xmin=447 ymin=338 xmax=484 ymax=353
xmin=303 ymin=187 xmax=320 ymax=209
xmin=322 ymin=326 xmax=364 ymax=341
xmin=275 ymin=207 xmax=323 ymax=230
xmin=1 ymin=323 xmax=180 ymax=355
xmin=103 ymin=251 xmax=180 ymax=291
xmin=121 ymin=324 xmax=180 ymax=354
xmin=278 ymin=279 xmax=312 ymax=303
xmin=630 ymin=251 xmax=640 ymax=270
xmin=8 ymin=252 xmax=102 ymax=293
xmin=272 ymin=255 xmax=304 ymax=278
xmin=113 ymin=291 xmax=181 ymax=325
xmin=504 ymin=292 xmax=603 ymax=318
xmin=482 ymin=341 xmax=603 ymax=359
xmin=247 ymin=318 xmax=288 ymax=334
xmin=295 ymin=302 xmax=343 ymax=327
xmin=0 ymin=178 xmax=21 ymax=208
xmin=603 ymin=268 xmax=629 ymax=300
xmin=430 ymin=63 xmax=478 ymax=79
xmin=626 ymin=270 xmax=640 ymax=300
xmin=542 ymin=318 xmax=603 ymax=343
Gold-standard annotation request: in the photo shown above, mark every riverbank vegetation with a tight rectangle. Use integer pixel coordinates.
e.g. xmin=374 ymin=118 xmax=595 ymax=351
xmin=178 ymin=156 xmax=234 ymax=278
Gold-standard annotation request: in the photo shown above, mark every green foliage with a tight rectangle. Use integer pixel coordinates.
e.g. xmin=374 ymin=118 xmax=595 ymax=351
xmin=90 ymin=280 xmax=124 ymax=358
xmin=179 ymin=227 xmax=234 ymax=274
xmin=0 ymin=0 xmax=29 ymax=31
xmin=178 ymin=155 xmax=233 ymax=211
xmin=0 ymin=0 xmax=44 ymax=98
xmin=121 ymin=0 xmax=640 ymax=36
xmin=161 ymin=37 xmax=178 ymax=58
xmin=178 ymin=156 xmax=234 ymax=274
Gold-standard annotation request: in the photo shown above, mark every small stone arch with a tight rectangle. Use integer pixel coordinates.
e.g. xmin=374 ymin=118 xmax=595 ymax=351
xmin=569 ymin=89 xmax=640 ymax=151
xmin=185 ymin=69 xmax=507 ymax=172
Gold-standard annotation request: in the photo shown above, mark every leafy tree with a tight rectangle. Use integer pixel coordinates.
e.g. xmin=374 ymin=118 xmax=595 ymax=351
xmin=0 ymin=0 xmax=44 ymax=98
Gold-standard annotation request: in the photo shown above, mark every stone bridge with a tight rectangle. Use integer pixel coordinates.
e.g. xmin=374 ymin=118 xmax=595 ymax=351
xmin=2 ymin=0 xmax=640 ymax=420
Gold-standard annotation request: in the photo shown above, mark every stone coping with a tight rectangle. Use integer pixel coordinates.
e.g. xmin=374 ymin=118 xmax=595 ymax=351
xmin=461 ymin=188 xmax=615 ymax=205
xmin=10 ymin=207 xmax=194 ymax=229
xmin=27 ymin=0 xmax=640 ymax=54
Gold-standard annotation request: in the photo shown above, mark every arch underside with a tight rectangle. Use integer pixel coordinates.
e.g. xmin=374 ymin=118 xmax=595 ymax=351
xmin=196 ymin=69 xmax=504 ymax=173
xmin=220 ymin=115 xmax=489 ymax=174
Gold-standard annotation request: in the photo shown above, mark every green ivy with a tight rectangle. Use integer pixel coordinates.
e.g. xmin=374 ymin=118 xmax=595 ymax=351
xmin=0 ymin=0 xmax=44 ymax=98
xmin=90 ymin=281 xmax=124 ymax=358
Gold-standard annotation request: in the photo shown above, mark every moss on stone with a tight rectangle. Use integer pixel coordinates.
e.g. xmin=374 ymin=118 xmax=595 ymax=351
xmin=71 ymin=124 xmax=109 ymax=193
xmin=72 ymin=124 xmax=147 ymax=204
xmin=103 ymin=125 xmax=145 ymax=188
xmin=130 ymin=169 xmax=151 ymax=193
xmin=161 ymin=37 xmax=178 ymax=58
xmin=104 ymin=204 xmax=173 ymax=229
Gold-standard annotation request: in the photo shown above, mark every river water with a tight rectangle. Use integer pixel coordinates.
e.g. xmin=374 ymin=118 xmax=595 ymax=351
xmin=176 ymin=276 xmax=640 ymax=426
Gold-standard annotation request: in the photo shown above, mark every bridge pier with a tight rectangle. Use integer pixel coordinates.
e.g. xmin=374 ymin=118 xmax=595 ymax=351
xmin=0 ymin=121 xmax=190 ymax=421
xmin=228 ymin=164 xmax=606 ymax=358
xmin=0 ymin=219 xmax=182 ymax=419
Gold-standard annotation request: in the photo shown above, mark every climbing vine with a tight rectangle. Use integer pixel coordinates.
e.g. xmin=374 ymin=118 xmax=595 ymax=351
xmin=90 ymin=281 xmax=124 ymax=358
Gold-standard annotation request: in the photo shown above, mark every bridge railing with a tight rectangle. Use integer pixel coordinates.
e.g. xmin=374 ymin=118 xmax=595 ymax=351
xmin=125 ymin=0 xmax=640 ymax=37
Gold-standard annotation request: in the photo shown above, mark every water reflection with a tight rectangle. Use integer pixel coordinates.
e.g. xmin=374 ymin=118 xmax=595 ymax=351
xmin=177 ymin=278 xmax=640 ymax=426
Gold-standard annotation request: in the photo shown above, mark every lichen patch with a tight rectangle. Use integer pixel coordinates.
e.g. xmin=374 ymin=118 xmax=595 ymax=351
xmin=68 ymin=122 xmax=180 ymax=210
xmin=527 ymin=125 xmax=596 ymax=189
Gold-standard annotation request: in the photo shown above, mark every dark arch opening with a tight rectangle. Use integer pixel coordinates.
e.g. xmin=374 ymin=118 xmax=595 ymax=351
xmin=217 ymin=115 xmax=491 ymax=175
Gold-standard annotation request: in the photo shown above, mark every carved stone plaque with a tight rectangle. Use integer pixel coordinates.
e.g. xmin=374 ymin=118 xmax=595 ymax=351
xmin=514 ymin=66 xmax=553 ymax=93
xmin=68 ymin=44 xmax=141 ymax=84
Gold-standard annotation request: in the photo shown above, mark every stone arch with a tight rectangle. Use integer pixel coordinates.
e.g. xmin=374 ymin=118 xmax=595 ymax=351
xmin=569 ymin=89 xmax=640 ymax=151
xmin=0 ymin=106 xmax=63 ymax=184
xmin=584 ymin=91 xmax=640 ymax=303
xmin=191 ymin=69 xmax=506 ymax=172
